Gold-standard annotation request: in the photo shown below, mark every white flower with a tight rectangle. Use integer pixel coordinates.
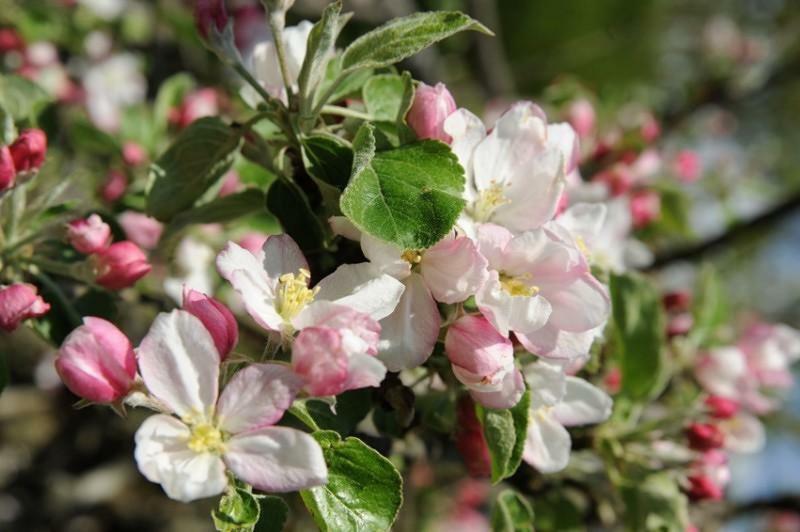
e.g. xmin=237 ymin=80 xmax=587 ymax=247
xmin=83 ymin=53 xmax=146 ymax=132
xmin=134 ymin=310 xmax=327 ymax=502
xmin=522 ymin=362 xmax=612 ymax=473
xmin=164 ymin=237 xmax=216 ymax=304
xmin=245 ymin=20 xmax=313 ymax=104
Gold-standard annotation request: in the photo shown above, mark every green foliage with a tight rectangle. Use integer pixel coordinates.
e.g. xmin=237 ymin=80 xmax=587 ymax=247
xmin=610 ymin=273 xmax=668 ymax=401
xmin=300 ymin=431 xmax=403 ymax=532
xmin=298 ymin=1 xmax=348 ymax=111
xmin=340 ymin=123 xmax=466 ymax=249
xmin=490 ymin=490 xmax=535 ymax=532
xmin=213 ymin=486 xmax=261 ymax=532
xmin=254 ymin=496 xmax=289 ymax=532
xmin=362 ymin=73 xmax=414 ymax=124
xmin=619 ymin=474 xmax=690 ymax=532
xmin=287 ymin=389 xmax=373 ymax=436
xmin=691 ymin=265 xmax=728 ymax=346
xmin=476 ymin=389 xmax=530 ymax=483
xmin=266 ymin=178 xmax=328 ymax=252
xmin=0 ymin=74 xmax=51 ymax=123
xmin=340 ymin=11 xmax=491 ymax=74
xmin=301 ymin=133 xmax=354 ymax=190
xmin=146 ymin=117 xmax=242 ymax=221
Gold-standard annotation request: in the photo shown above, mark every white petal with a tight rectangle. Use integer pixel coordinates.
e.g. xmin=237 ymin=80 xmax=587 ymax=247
xmin=137 ymin=310 xmax=220 ymax=419
xmin=544 ymin=276 xmax=610 ymax=333
xmin=522 ymin=411 xmax=572 ymax=474
xmin=216 ymin=364 xmax=305 ymax=434
xmin=262 ymin=234 xmax=308 ymax=280
xmin=421 ymin=236 xmax=488 ymax=303
xmin=492 ymin=156 xmax=564 ymax=232
xmin=315 ymin=262 xmax=405 ymax=320
xmin=522 ymin=361 xmax=566 ymax=409
xmin=224 ymin=426 xmax=328 ymax=492
xmin=470 ymin=368 xmax=525 ymax=409
xmin=134 ymin=414 xmax=227 ymax=502
xmin=329 ymin=216 xmax=362 ymax=241
xmin=556 ymin=203 xmax=607 ymax=243
xmin=476 ymin=273 xmax=552 ymax=337
xmin=377 ymin=273 xmax=441 ymax=371
xmin=516 ymin=323 xmax=600 ymax=361
xmin=547 ymin=122 xmax=579 ymax=174
xmin=344 ymin=352 xmax=387 ymax=390
xmin=722 ymin=413 xmax=766 ymax=454
xmin=360 ymin=234 xmax=410 ymax=280
xmin=443 ymin=108 xmax=486 ymax=201
xmin=552 ymin=376 xmax=613 ymax=426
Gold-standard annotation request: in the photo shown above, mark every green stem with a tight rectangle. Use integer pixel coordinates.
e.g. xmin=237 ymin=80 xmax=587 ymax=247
xmin=268 ymin=10 xmax=295 ymax=102
xmin=310 ymin=71 xmax=348 ymax=119
xmin=233 ymin=63 xmax=282 ymax=112
xmin=320 ymin=105 xmax=374 ymax=121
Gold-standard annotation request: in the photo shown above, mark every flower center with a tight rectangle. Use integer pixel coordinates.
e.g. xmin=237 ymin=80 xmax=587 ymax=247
xmin=575 ymin=235 xmax=591 ymax=260
xmin=470 ymin=182 xmax=511 ymax=222
xmin=277 ymin=268 xmax=317 ymax=320
xmin=499 ymin=272 xmax=539 ymax=297
xmin=401 ymin=249 xmax=423 ymax=264
xmin=187 ymin=423 xmax=225 ymax=454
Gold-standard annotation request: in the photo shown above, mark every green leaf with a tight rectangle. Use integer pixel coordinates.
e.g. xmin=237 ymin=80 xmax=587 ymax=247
xmin=490 ymin=490 xmax=534 ymax=532
xmin=266 ymin=179 xmax=327 ymax=252
xmin=691 ymin=264 xmax=728 ymax=347
xmin=610 ymin=273 xmax=667 ymax=401
xmin=0 ymin=74 xmax=51 ymax=122
xmin=212 ymin=487 xmax=261 ymax=531
xmin=319 ymin=58 xmax=374 ymax=105
xmin=0 ymin=104 xmax=17 ymax=144
xmin=300 ymin=431 xmax=402 ymax=532
xmin=619 ymin=474 xmax=690 ymax=532
xmin=287 ymin=389 xmax=372 ymax=436
xmin=362 ymin=73 xmax=414 ymax=124
xmin=297 ymin=1 xmax=347 ymax=108
xmin=254 ymin=496 xmax=289 ymax=532
xmin=153 ymin=72 xmax=195 ymax=130
xmin=340 ymin=123 xmax=466 ymax=249
xmin=340 ymin=11 xmax=491 ymax=74
xmin=147 ymin=117 xmax=242 ymax=221
xmin=301 ymin=133 xmax=354 ymax=190
xmin=476 ymin=389 xmax=530 ymax=483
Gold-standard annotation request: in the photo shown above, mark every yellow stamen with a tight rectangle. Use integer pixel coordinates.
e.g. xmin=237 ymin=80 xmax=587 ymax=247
xmin=277 ymin=268 xmax=317 ymax=320
xmin=575 ymin=235 xmax=591 ymax=260
xmin=187 ymin=423 xmax=225 ymax=454
xmin=499 ymin=272 xmax=539 ymax=297
xmin=401 ymin=249 xmax=423 ymax=264
xmin=470 ymin=182 xmax=511 ymax=222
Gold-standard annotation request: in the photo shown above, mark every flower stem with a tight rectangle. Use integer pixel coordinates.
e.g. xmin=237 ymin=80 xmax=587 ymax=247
xmin=268 ymin=10 xmax=295 ymax=102
xmin=320 ymin=105 xmax=374 ymax=121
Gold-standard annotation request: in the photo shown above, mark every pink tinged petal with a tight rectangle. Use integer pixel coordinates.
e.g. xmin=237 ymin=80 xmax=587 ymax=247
xmin=294 ymin=301 xmax=381 ymax=356
xmin=443 ymin=108 xmax=486 ymax=191
xmin=344 ymin=352 xmax=387 ymax=391
xmin=556 ymin=203 xmax=607 ymax=243
xmin=547 ymin=122 xmax=580 ymax=175
xmin=476 ymin=223 xmax=515 ymax=269
xmin=721 ymin=413 xmax=765 ymax=454
xmin=292 ymin=327 xmax=349 ymax=396
xmin=329 ymin=216 xmax=362 ymax=241
xmin=476 ymin=272 xmax=552 ymax=337
xmin=182 ymin=287 xmax=239 ymax=359
xmin=134 ymin=414 xmax=227 ymax=502
xmin=66 ymin=214 xmax=111 ymax=254
xmin=216 ymin=241 xmax=283 ymax=331
xmin=503 ymin=229 xmax=584 ymax=285
xmin=516 ymin=322 xmax=600 ymax=361
xmin=216 ymin=363 xmax=305 ymax=434
xmin=523 ymin=362 xmax=566 ymax=410
xmin=261 ymin=233 xmax=308 ymax=279
xmin=694 ymin=347 xmax=747 ymax=398
xmin=360 ymin=234 xmax=410 ymax=280
xmin=421 ymin=236 xmax=488 ymax=303
xmin=522 ymin=411 xmax=572 ymax=473
xmin=552 ymin=376 xmax=613 ymax=426
xmin=55 ymin=317 xmax=137 ymax=403
xmin=543 ymin=275 xmax=610 ymax=333
xmin=469 ymin=368 xmax=525 ymax=409
xmin=224 ymin=426 xmax=328 ymax=492
xmin=117 ymin=211 xmax=164 ymax=250
xmin=406 ymin=82 xmax=457 ymax=143
xmin=314 ymin=263 xmax=405 ymax=321
xmin=0 ymin=283 xmax=50 ymax=331
xmin=137 ymin=310 xmax=220 ymax=419
xmin=445 ymin=314 xmax=513 ymax=376
xmin=377 ymin=273 xmax=441 ymax=371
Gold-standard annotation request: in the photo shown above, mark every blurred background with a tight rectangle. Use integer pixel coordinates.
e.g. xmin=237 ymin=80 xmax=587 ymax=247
xmin=1 ymin=0 xmax=800 ymax=530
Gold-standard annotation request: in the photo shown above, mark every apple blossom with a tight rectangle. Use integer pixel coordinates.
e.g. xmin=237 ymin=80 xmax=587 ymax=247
xmin=163 ymin=237 xmax=216 ymax=303
xmin=83 ymin=53 xmax=146 ymax=132
xmin=94 ymin=241 xmax=152 ymax=290
xmin=674 ymin=149 xmax=701 ymax=182
xmin=195 ymin=0 xmax=228 ymax=39
xmin=522 ymin=362 xmax=612 ymax=473
xmin=0 ymin=283 xmax=50 ymax=331
xmin=66 ymin=214 xmax=111 ymax=254
xmin=718 ymin=412 xmax=766 ymax=453
xmin=182 ymin=287 xmax=238 ymax=360
xmin=135 ymin=310 xmax=327 ymax=502
xmin=118 ymin=211 xmax=164 ymax=250
xmin=216 ymin=234 xmax=404 ymax=337
xmin=122 ymin=141 xmax=146 ymax=167
xmin=407 ymin=82 xmax=457 ymax=143
xmin=0 ymin=145 xmax=16 ymax=192
xmin=247 ymin=21 xmax=313 ymax=103
xmin=9 ymin=128 xmax=47 ymax=172
xmin=445 ymin=315 xmax=524 ymax=409
xmin=630 ymin=189 xmax=661 ymax=228
xmin=170 ymin=88 xmax=221 ymax=129
xmin=686 ymin=423 xmax=724 ymax=451
xmin=443 ymin=102 xmax=577 ymax=235
xmin=705 ymin=396 xmax=739 ymax=419
xmin=100 ymin=169 xmax=127 ymax=202
xmin=54 ymin=317 xmax=136 ymax=403
xmin=687 ymin=450 xmax=730 ymax=501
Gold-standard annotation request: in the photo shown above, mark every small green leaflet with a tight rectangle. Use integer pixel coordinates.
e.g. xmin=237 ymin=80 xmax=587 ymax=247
xmin=476 ymin=389 xmax=530 ymax=483
xmin=490 ymin=489 xmax=535 ymax=532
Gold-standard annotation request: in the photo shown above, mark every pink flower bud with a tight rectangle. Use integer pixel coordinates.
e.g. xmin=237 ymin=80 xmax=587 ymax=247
xmin=237 ymin=232 xmax=268 ymax=256
xmin=195 ymin=0 xmax=229 ymax=39
xmin=686 ymin=422 xmax=724 ymax=451
xmin=182 ymin=287 xmax=238 ymax=359
xmin=219 ymin=170 xmax=241 ymax=197
xmin=445 ymin=314 xmax=513 ymax=378
xmin=705 ymin=396 xmax=739 ymax=419
xmin=662 ymin=290 xmax=692 ymax=312
xmin=640 ymin=113 xmax=661 ymax=143
xmin=455 ymin=396 xmax=491 ymax=477
xmin=687 ymin=474 xmax=723 ymax=501
xmin=94 ymin=241 xmax=152 ymax=290
xmin=674 ymin=150 xmax=701 ymax=183
xmin=0 ymin=145 xmax=15 ymax=192
xmin=100 ymin=170 xmax=128 ymax=203
xmin=593 ymin=164 xmax=634 ymax=196
xmin=170 ymin=88 xmax=221 ymax=129
xmin=407 ymin=82 xmax=457 ymax=143
xmin=0 ymin=28 xmax=24 ymax=53
xmin=9 ymin=128 xmax=47 ymax=172
xmin=567 ymin=98 xmax=595 ymax=139
xmin=117 ymin=211 xmax=163 ymax=250
xmin=666 ymin=312 xmax=693 ymax=338
xmin=66 ymin=214 xmax=111 ymax=255
xmin=122 ymin=141 xmax=146 ymax=167
xmin=604 ymin=367 xmax=622 ymax=394
xmin=630 ymin=189 xmax=661 ymax=228
xmin=55 ymin=317 xmax=137 ymax=403
xmin=0 ymin=283 xmax=50 ymax=331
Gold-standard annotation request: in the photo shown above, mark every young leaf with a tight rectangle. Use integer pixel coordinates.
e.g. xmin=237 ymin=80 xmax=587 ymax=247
xmin=297 ymin=1 xmax=347 ymax=108
xmin=691 ymin=264 xmax=728 ymax=347
xmin=362 ymin=72 xmax=414 ymax=124
xmin=300 ymin=431 xmax=402 ymax=532
xmin=490 ymin=490 xmax=535 ymax=532
xmin=147 ymin=117 xmax=242 ymax=221
xmin=476 ymin=389 xmax=530 ymax=483
xmin=254 ymin=496 xmax=289 ymax=532
xmin=301 ymin=133 xmax=354 ymax=190
xmin=340 ymin=11 xmax=492 ymax=74
xmin=0 ymin=74 xmax=51 ymax=122
xmin=340 ymin=123 xmax=466 ymax=250
xmin=618 ymin=474 xmax=690 ymax=532
xmin=610 ymin=273 xmax=668 ymax=401
xmin=266 ymin=178 xmax=327 ymax=253
xmin=212 ymin=487 xmax=261 ymax=531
